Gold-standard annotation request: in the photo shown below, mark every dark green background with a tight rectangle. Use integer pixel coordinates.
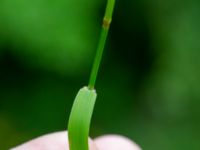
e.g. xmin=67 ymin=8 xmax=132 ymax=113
xmin=0 ymin=0 xmax=200 ymax=149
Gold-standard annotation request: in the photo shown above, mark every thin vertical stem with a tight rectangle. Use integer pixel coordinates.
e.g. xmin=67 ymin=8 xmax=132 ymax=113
xmin=88 ymin=0 xmax=116 ymax=89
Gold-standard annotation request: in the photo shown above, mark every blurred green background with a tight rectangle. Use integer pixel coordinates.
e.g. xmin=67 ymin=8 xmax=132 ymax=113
xmin=0 ymin=0 xmax=200 ymax=149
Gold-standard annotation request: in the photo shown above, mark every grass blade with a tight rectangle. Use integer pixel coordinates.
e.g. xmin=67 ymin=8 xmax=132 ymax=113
xmin=68 ymin=1 xmax=116 ymax=150
xmin=68 ymin=87 xmax=97 ymax=150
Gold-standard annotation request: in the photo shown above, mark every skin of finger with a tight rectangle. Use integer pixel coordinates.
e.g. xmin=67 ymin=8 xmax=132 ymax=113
xmin=10 ymin=131 xmax=98 ymax=150
xmin=10 ymin=131 xmax=141 ymax=150
xmin=94 ymin=135 xmax=142 ymax=150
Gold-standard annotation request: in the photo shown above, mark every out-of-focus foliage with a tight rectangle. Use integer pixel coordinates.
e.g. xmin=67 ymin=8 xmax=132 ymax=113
xmin=0 ymin=0 xmax=200 ymax=150
xmin=0 ymin=0 xmax=101 ymax=74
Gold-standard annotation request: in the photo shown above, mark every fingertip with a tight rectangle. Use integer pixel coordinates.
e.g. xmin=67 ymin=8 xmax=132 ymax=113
xmin=11 ymin=131 xmax=69 ymax=150
xmin=11 ymin=131 xmax=98 ymax=150
xmin=94 ymin=135 xmax=142 ymax=150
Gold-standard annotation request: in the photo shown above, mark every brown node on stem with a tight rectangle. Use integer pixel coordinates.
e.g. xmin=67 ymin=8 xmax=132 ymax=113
xmin=103 ymin=17 xmax=111 ymax=29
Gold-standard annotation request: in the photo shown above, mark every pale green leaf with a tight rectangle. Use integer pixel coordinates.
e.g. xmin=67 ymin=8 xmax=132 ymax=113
xmin=68 ymin=87 xmax=97 ymax=150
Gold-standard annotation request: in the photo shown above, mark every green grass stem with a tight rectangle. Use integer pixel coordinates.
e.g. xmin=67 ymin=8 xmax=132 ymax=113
xmin=88 ymin=0 xmax=116 ymax=89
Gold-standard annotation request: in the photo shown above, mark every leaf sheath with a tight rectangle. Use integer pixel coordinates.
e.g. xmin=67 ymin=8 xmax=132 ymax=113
xmin=68 ymin=87 xmax=97 ymax=150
